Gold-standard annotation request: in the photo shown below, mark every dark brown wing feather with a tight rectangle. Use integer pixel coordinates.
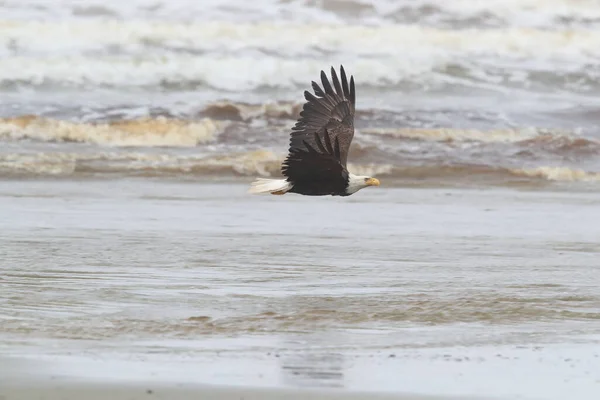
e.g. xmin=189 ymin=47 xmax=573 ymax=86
xmin=284 ymin=65 xmax=356 ymax=180
xmin=281 ymin=132 xmax=349 ymax=195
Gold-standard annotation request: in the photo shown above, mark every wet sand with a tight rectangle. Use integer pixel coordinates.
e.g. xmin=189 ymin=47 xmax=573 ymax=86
xmin=1 ymin=341 xmax=598 ymax=400
xmin=1 ymin=381 xmax=479 ymax=400
xmin=1 ymin=179 xmax=600 ymax=399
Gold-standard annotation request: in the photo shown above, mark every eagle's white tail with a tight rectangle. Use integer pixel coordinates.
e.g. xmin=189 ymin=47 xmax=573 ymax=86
xmin=248 ymin=178 xmax=292 ymax=195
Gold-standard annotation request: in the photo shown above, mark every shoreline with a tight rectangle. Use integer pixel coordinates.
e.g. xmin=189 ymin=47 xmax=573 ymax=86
xmin=2 ymin=341 xmax=599 ymax=400
xmin=1 ymin=382 xmax=485 ymax=400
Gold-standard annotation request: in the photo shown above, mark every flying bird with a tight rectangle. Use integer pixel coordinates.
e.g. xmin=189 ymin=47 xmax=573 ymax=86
xmin=248 ymin=65 xmax=380 ymax=196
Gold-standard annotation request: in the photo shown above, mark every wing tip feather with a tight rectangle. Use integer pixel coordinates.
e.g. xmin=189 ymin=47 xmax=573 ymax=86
xmin=320 ymin=69 xmax=334 ymax=95
xmin=349 ymin=75 xmax=355 ymax=105
xmin=285 ymin=64 xmax=356 ymax=166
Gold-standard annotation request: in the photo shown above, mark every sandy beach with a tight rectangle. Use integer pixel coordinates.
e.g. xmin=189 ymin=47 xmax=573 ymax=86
xmin=1 ymin=381 xmax=481 ymax=400
xmin=2 ymin=180 xmax=600 ymax=399
xmin=1 ymin=339 xmax=598 ymax=400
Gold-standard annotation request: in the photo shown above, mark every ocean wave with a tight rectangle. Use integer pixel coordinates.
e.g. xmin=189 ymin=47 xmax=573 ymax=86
xmin=1 ymin=150 xmax=598 ymax=186
xmin=1 ymin=21 xmax=600 ymax=91
xmin=0 ymin=150 xmax=380 ymax=178
xmin=3 ymin=20 xmax=599 ymax=59
xmin=388 ymin=0 xmax=600 ymax=28
xmin=378 ymin=164 xmax=600 ymax=184
xmin=260 ymin=0 xmax=600 ymax=29
xmin=0 ymin=150 xmax=283 ymax=177
xmin=361 ymin=127 xmax=600 ymax=150
xmin=201 ymin=101 xmax=301 ymax=121
xmin=0 ymin=116 xmax=226 ymax=147
xmin=3 ymin=0 xmax=600 ymax=28
xmin=3 ymin=115 xmax=600 ymax=164
xmin=0 ymin=55 xmax=430 ymax=91
xmin=363 ymin=127 xmax=542 ymax=143
xmin=511 ymin=166 xmax=600 ymax=182
xmin=1 ymin=57 xmax=596 ymax=94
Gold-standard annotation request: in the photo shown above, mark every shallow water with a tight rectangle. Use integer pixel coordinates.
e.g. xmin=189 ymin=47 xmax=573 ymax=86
xmin=3 ymin=179 xmax=600 ymax=338
xmin=1 ymin=180 xmax=600 ymax=398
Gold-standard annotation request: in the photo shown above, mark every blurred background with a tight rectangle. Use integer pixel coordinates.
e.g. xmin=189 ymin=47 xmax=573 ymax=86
xmin=1 ymin=0 xmax=599 ymax=187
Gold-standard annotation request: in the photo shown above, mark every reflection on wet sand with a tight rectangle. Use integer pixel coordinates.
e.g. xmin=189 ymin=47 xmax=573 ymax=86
xmin=281 ymin=351 xmax=345 ymax=389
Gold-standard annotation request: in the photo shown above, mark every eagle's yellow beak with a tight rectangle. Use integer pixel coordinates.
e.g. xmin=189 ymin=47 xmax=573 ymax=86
xmin=365 ymin=177 xmax=380 ymax=187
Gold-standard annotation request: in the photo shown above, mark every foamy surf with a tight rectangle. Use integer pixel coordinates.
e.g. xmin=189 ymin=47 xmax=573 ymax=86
xmin=0 ymin=112 xmax=598 ymax=188
xmin=2 ymin=21 xmax=600 ymax=92
xmin=5 ymin=114 xmax=597 ymax=152
xmin=511 ymin=166 xmax=600 ymax=182
xmin=361 ymin=127 xmax=594 ymax=145
xmin=2 ymin=0 xmax=600 ymax=28
xmin=4 ymin=21 xmax=600 ymax=60
xmin=0 ymin=116 xmax=226 ymax=147
xmin=203 ymin=101 xmax=302 ymax=122
xmin=1 ymin=149 xmax=598 ymax=188
xmin=0 ymin=150 xmax=284 ymax=177
xmin=363 ymin=127 xmax=538 ymax=143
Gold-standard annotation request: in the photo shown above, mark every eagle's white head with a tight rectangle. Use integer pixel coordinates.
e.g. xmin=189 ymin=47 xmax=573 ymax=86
xmin=346 ymin=174 xmax=380 ymax=194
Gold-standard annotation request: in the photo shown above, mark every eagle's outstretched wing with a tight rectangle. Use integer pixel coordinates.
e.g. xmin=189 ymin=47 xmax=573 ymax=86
xmin=282 ymin=65 xmax=356 ymax=181
xmin=281 ymin=130 xmax=348 ymax=188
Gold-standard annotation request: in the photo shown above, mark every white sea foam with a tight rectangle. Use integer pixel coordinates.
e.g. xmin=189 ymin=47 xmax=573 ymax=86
xmin=512 ymin=166 xmax=600 ymax=182
xmin=0 ymin=150 xmax=285 ymax=177
xmin=416 ymin=0 xmax=600 ymax=27
xmin=2 ymin=0 xmax=600 ymax=28
xmin=3 ymin=20 xmax=599 ymax=60
xmin=2 ymin=20 xmax=597 ymax=57
xmin=362 ymin=127 xmax=575 ymax=144
xmin=2 ymin=149 xmax=598 ymax=185
xmin=203 ymin=101 xmax=301 ymax=121
xmin=0 ymin=116 xmax=226 ymax=147
xmin=1 ymin=21 xmax=599 ymax=91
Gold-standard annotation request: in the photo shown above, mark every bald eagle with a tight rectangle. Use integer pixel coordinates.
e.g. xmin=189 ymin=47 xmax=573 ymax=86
xmin=248 ymin=65 xmax=380 ymax=196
